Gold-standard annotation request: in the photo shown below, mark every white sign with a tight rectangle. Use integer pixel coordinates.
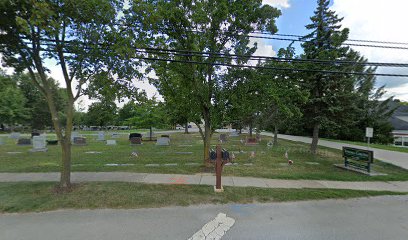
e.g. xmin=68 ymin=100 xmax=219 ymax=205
xmin=366 ymin=127 xmax=374 ymax=138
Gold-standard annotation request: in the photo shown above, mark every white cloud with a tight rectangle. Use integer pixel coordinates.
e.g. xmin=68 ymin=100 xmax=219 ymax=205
xmin=262 ymin=0 xmax=290 ymax=9
xmin=331 ymin=0 xmax=408 ymax=101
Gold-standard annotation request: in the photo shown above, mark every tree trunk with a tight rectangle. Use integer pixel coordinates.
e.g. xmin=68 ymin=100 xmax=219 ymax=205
xmin=149 ymin=126 xmax=153 ymax=141
xmin=249 ymin=121 xmax=253 ymax=137
xmin=273 ymin=125 xmax=278 ymax=146
xmin=184 ymin=122 xmax=189 ymax=134
xmin=310 ymin=123 xmax=320 ymax=155
xmin=60 ymin=138 xmax=71 ymax=188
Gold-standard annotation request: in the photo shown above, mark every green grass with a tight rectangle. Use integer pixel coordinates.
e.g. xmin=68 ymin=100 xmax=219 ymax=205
xmin=0 ymin=182 xmax=405 ymax=213
xmin=322 ymin=138 xmax=408 ymax=153
xmin=1 ymin=132 xmax=407 ymax=181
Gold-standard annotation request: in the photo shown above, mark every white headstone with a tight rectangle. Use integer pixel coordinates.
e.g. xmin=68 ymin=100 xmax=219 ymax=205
xmin=111 ymin=132 xmax=120 ymax=138
xmin=30 ymin=136 xmax=47 ymax=152
xmin=71 ymin=132 xmax=79 ymax=141
xmin=97 ymin=131 xmax=105 ymax=141
xmin=0 ymin=137 xmax=5 ymax=145
xmin=9 ymin=132 xmax=21 ymax=139
xmin=106 ymin=140 xmax=117 ymax=145
xmin=156 ymin=137 xmax=170 ymax=146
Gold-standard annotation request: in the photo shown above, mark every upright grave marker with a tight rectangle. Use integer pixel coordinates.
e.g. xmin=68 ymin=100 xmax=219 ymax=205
xmin=73 ymin=137 xmax=87 ymax=146
xmin=30 ymin=136 xmax=48 ymax=152
xmin=0 ymin=137 xmax=5 ymax=145
xmin=97 ymin=131 xmax=105 ymax=141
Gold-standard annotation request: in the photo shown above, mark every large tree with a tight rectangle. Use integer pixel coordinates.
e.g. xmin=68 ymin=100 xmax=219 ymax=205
xmin=301 ymin=0 xmax=351 ymax=154
xmin=129 ymin=0 xmax=281 ymax=163
xmin=0 ymin=0 xmax=128 ymax=189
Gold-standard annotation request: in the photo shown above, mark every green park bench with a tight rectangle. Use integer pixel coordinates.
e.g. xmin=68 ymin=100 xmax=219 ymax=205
xmin=342 ymin=147 xmax=374 ymax=173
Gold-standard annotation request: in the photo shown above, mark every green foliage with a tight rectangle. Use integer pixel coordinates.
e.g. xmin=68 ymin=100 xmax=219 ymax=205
xmin=123 ymin=98 xmax=169 ymax=129
xmin=85 ymin=100 xmax=118 ymax=127
xmin=0 ymin=72 xmax=30 ymax=125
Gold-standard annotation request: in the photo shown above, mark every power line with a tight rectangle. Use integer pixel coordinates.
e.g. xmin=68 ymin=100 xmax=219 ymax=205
xmin=16 ymin=38 xmax=408 ymax=68
xmin=250 ymin=31 xmax=408 ymax=46
xmin=136 ymin=55 xmax=408 ymax=78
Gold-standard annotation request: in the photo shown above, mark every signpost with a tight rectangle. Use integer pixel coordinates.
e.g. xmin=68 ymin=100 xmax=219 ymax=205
xmin=366 ymin=127 xmax=373 ymax=149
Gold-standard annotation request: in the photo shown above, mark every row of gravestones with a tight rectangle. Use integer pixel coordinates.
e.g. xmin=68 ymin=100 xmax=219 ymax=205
xmin=129 ymin=133 xmax=171 ymax=146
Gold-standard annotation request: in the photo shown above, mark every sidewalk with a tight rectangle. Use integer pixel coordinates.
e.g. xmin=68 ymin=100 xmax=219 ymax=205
xmin=1 ymin=172 xmax=407 ymax=192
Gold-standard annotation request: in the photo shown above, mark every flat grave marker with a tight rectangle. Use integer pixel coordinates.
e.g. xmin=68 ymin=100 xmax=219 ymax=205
xmin=145 ymin=164 xmax=160 ymax=167
xmin=175 ymin=152 xmax=193 ymax=154
xmin=105 ymin=163 xmax=135 ymax=166
xmin=156 ymin=137 xmax=170 ymax=146
xmin=85 ymin=151 xmax=102 ymax=154
xmin=106 ymin=140 xmax=117 ymax=145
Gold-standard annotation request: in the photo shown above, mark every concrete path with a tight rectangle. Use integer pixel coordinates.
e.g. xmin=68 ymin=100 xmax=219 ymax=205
xmin=1 ymin=172 xmax=407 ymax=192
xmin=260 ymin=132 xmax=408 ymax=170
xmin=1 ymin=195 xmax=407 ymax=240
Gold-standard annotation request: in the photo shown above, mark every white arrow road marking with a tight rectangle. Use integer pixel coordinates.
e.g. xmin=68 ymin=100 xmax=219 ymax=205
xmin=188 ymin=213 xmax=235 ymax=240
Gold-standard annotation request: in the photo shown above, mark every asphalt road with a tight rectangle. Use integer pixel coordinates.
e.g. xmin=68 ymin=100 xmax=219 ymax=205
xmin=1 ymin=195 xmax=407 ymax=240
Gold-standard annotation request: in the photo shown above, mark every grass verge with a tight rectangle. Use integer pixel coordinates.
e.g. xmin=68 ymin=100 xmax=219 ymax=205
xmin=0 ymin=182 xmax=406 ymax=213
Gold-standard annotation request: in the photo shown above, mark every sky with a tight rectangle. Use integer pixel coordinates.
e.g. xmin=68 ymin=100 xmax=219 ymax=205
xmin=261 ymin=0 xmax=408 ymax=101
xmin=2 ymin=0 xmax=408 ymax=108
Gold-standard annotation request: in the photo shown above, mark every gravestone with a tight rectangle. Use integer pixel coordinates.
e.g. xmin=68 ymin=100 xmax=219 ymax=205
xmin=156 ymin=137 xmax=170 ymax=146
xmin=30 ymin=136 xmax=48 ymax=152
xmin=17 ymin=138 xmax=31 ymax=146
xmin=219 ymin=134 xmax=228 ymax=143
xmin=73 ymin=137 xmax=87 ymax=146
xmin=9 ymin=132 xmax=21 ymax=139
xmin=129 ymin=133 xmax=142 ymax=140
xmin=46 ymin=140 xmax=58 ymax=145
xmin=97 ymin=131 xmax=105 ymax=141
xmin=71 ymin=132 xmax=80 ymax=141
xmin=31 ymin=132 xmax=40 ymax=138
xmin=267 ymin=140 xmax=274 ymax=148
xmin=0 ymin=137 xmax=5 ymax=145
xmin=130 ymin=137 xmax=142 ymax=145
xmin=111 ymin=132 xmax=120 ymax=138
xmin=106 ymin=140 xmax=117 ymax=145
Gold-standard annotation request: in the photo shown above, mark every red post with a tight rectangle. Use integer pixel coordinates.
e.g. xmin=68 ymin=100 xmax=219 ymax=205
xmin=215 ymin=145 xmax=224 ymax=192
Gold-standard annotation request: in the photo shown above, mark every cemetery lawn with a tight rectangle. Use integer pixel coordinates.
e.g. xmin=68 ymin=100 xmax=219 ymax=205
xmin=0 ymin=132 xmax=407 ymax=181
xmin=0 ymin=182 xmax=406 ymax=213
xmin=322 ymin=138 xmax=408 ymax=154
